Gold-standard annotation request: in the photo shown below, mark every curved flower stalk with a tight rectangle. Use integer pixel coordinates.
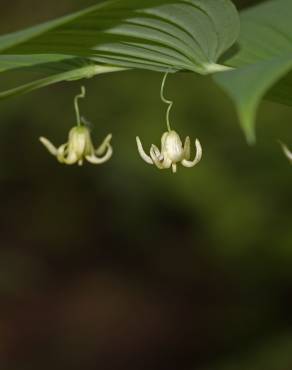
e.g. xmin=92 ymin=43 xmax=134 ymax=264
xmin=39 ymin=86 xmax=112 ymax=166
xmin=280 ymin=142 xmax=292 ymax=164
xmin=136 ymin=73 xmax=202 ymax=174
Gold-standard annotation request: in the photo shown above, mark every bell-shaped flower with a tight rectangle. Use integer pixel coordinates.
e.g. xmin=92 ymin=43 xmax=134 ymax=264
xmin=40 ymin=126 xmax=112 ymax=166
xmin=39 ymin=86 xmax=112 ymax=166
xmin=136 ymin=130 xmax=202 ymax=173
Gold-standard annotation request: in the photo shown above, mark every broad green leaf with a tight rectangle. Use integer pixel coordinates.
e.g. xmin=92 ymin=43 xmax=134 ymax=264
xmin=0 ymin=60 xmax=125 ymax=99
xmin=0 ymin=0 xmax=239 ymax=79
xmin=0 ymin=55 xmax=125 ymax=99
xmin=214 ymin=0 xmax=292 ymax=143
xmin=0 ymin=54 xmax=75 ymax=73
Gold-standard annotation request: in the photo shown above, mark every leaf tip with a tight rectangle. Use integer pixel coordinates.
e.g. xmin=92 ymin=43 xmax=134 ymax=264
xmin=246 ymin=130 xmax=256 ymax=146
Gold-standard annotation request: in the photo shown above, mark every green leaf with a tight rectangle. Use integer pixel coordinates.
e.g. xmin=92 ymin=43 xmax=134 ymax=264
xmin=0 ymin=54 xmax=77 ymax=73
xmin=0 ymin=0 xmax=239 ymax=98
xmin=0 ymin=59 xmax=125 ymax=99
xmin=214 ymin=0 xmax=292 ymax=143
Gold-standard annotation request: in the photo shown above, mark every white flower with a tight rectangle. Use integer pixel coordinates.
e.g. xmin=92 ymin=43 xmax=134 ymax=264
xmin=40 ymin=126 xmax=112 ymax=166
xmin=280 ymin=142 xmax=292 ymax=164
xmin=136 ymin=130 xmax=202 ymax=173
xmin=39 ymin=86 xmax=112 ymax=166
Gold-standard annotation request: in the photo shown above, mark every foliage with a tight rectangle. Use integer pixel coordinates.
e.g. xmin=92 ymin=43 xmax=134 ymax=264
xmin=0 ymin=0 xmax=291 ymax=142
xmin=215 ymin=0 xmax=292 ymax=142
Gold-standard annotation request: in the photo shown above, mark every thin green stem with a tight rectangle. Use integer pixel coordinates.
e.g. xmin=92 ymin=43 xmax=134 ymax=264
xmin=74 ymin=86 xmax=86 ymax=126
xmin=160 ymin=72 xmax=173 ymax=132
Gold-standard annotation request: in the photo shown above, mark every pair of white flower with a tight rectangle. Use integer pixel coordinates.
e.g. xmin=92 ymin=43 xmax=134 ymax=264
xmin=40 ymin=126 xmax=202 ymax=172
xmin=40 ymin=84 xmax=203 ymax=172
xmin=39 ymin=79 xmax=292 ymax=170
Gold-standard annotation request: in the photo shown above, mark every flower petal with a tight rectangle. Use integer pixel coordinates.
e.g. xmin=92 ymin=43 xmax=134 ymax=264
xmin=136 ymin=137 xmax=153 ymax=165
xmin=150 ymin=145 xmax=172 ymax=170
xmin=96 ymin=134 xmax=112 ymax=156
xmin=182 ymin=139 xmax=202 ymax=168
xmin=86 ymin=145 xmax=112 ymax=164
xmin=57 ymin=144 xmax=78 ymax=165
xmin=280 ymin=142 xmax=292 ymax=163
xmin=172 ymin=164 xmax=177 ymax=173
xmin=150 ymin=145 xmax=165 ymax=169
xmin=39 ymin=137 xmax=58 ymax=156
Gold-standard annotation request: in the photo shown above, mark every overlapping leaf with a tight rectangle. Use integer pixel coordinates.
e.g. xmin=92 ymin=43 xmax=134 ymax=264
xmin=0 ymin=57 xmax=124 ymax=99
xmin=0 ymin=0 xmax=239 ymax=72
xmin=2 ymin=0 xmax=292 ymax=143
xmin=0 ymin=0 xmax=239 ymax=99
xmin=214 ymin=0 xmax=292 ymax=142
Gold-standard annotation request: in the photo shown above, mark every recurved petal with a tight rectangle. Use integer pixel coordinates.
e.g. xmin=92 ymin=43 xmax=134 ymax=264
xmin=136 ymin=137 xmax=153 ymax=165
xmin=39 ymin=137 xmax=58 ymax=156
xmin=56 ymin=144 xmax=67 ymax=163
xmin=86 ymin=145 xmax=113 ymax=165
xmin=95 ymin=134 xmax=113 ymax=156
xmin=57 ymin=144 xmax=78 ymax=165
xmin=152 ymin=144 xmax=164 ymax=161
xmin=181 ymin=139 xmax=202 ymax=168
xmin=280 ymin=142 xmax=292 ymax=163
xmin=150 ymin=145 xmax=166 ymax=169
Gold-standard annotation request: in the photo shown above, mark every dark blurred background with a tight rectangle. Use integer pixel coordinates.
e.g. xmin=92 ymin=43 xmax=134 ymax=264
xmin=0 ymin=1 xmax=292 ymax=370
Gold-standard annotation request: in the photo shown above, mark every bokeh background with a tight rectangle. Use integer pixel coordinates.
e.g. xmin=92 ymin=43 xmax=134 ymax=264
xmin=0 ymin=1 xmax=292 ymax=369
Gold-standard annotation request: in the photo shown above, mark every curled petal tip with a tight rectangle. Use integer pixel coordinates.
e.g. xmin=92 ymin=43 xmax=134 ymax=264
xmin=86 ymin=144 xmax=113 ymax=164
xmin=96 ymin=133 xmax=113 ymax=156
xmin=195 ymin=139 xmax=203 ymax=162
xmin=280 ymin=141 xmax=292 ymax=163
xmin=106 ymin=133 xmax=113 ymax=142
xmin=150 ymin=146 xmax=164 ymax=169
xmin=151 ymin=144 xmax=164 ymax=161
xmin=136 ymin=136 xmax=153 ymax=165
xmin=181 ymin=138 xmax=202 ymax=168
xmin=39 ymin=136 xmax=58 ymax=156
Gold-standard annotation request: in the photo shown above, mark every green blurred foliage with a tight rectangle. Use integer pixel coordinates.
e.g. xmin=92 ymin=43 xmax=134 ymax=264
xmin=0 ymin=1 xmax=292 ymax=370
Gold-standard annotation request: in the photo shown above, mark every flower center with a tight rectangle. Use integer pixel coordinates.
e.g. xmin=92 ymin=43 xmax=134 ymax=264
xmin=164 ymin=131 xmax=184 ymax=162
